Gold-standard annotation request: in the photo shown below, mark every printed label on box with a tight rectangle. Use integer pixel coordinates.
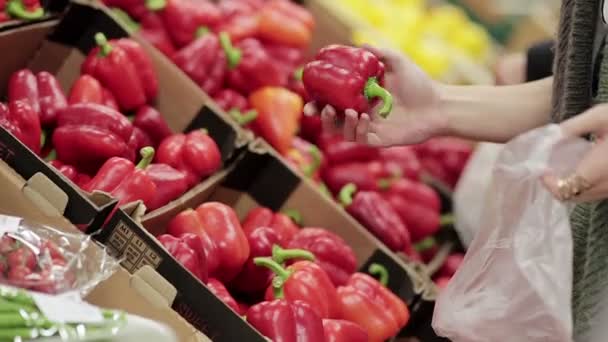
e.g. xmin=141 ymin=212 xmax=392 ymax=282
xmin=106 ymin=221 xmax=162 ymax=273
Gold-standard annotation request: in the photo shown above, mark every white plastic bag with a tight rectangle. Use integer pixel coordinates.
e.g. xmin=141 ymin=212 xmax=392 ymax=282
xmin=432 ymin=125 xmax=591 ymax=342
xmin=453 ymin=142 xmax=504 ymax=248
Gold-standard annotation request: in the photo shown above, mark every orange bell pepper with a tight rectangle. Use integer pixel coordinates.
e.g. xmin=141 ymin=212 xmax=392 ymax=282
xmin=257 ymin=0 xmax=314 ymax=48
xmin=249 ymin=87 xmax=303 ymax=154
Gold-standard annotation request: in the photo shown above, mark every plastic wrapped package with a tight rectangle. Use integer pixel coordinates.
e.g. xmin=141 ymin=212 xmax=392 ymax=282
xmin=0 ymin=214 xmax=118 ymax=296
xmin=433 ymin=125 xmax=590 ymax=342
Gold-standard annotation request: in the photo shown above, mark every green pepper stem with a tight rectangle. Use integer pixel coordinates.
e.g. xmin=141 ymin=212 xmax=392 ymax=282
xmin=111 ymin=8 xmax=140 ymax=33
xmin=368 ymin=263 xmax=389 ymax=286
xmin=414 ymin=237 xmax=436 ymax=253
xmin=319 ymin=183 xmax=332 ymax=198
xmin=282 ymin=209 xmax=302 ymax=226
xmin=377 ymin=178 xmax=392 ymax=190
xmin=7 ymin=0 xmax=44 ymax=20
xmin=339 ymin=183 xmax=357 ymax=207
xmin=40 ymin=130 xmax=47 ymax=148
xmin=364 ymin=77 xmax=393 ymax=118
xmin=302 ymin=146 xmax=322 ymax=177
xmin=195 ymin=26 xmax=209 ymax=39
xmin=45 ymin=150 xmax=57 ymax=162
xmin=440 ymin=214 xmax=455 ymax=227
xmin=228 ymin=109 xmax=258 ymax=126
xmin=219 ymin=32 xmax=242 ymax=70
xmin=137 ymin=147 xmax=155 ymax=169
xmin=95 ymin=33 xmax=112 ymax=57
xmin=254 ymin=257 xmax=292 ymax=299
xmin=145 ymin=0 xmax=166 ymax=11
xmin=272 ymin=245 xmax=314 ymax=265
xmin=293 ymin=67 xmax=304 ymax=81
xmin=200 ymin=128 xmax=209 ymax=135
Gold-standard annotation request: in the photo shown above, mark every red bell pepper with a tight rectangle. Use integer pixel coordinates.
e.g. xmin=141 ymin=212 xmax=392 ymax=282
xmin=53 ymin=103 xmax=133 ymax=172
xmin=217 ymin=0 xmax=262 ymax=19
xmin=222 ymin=35 xmax=288 ymax=94
xmin=132 ymin=105 xmax=172 ymax=146
xmin=379 ymin=146 xmax=422 ymax=180
xmin=287 ymin=228 xmax=357 ymax=287
xmin=0 ymin=4 xmax=9 ymax=23
xmin=303 ymin=45 xmax=393 ymax=117
xmin=48 ymin=160 xmax=90 ymax=188
xmin=299 ymin=114 xmax=322 ymax=144
xmin=156 ymin=130 xmax=221 ymax=187
xmin=257 ymin=253 xmax=341 ymax=319
xmin=146 ymin=163 xmax=188 ymax=211
xmin=216 ymin=13 xmax=259 ymax=43
xmin=247 ymin=299 xmax=325 ymax=342
xmin=248 ymin=86 xmax=303 ymax=154
xmin=242 ymin=207 xmax=300 ymax=245
xmin=323 ymin=319 xmax=368 ymax=342
xmin=111 ymin=8 xmax=177 ymax=57
xmin=207 ymin=278 xmax=245 ymax=315
xmin=173 ymin=29 xmax=226 ymax=96
xmin=213 ymin=89 xmax=248 ymax=113
xmin=257 ymin=0 xmax=314 ymax=48
xmin=340 ymin=184 xmax=411 ymax=252
xmin=157 ymin=234 xmax=206 ymax=282
xmin=68 ymin=75 xmax=103 ymax=106
xmin=82 ymin=33 xmax=146 ymax=111
xmin=230 ymin=226 xmax=282 ymax=295
xmin=264 ymin=43 xmax=305 ymax=76
xmin=318 ymin=134 xmax=379 ymax=165
xmin=323 ymin=162 xmax=384 ymax=195
xmin=5 ymin=0 xmax=43 ymax=20
xmin=167 ymin=209 xmax=220 ymax=277
xmin=285 ymin=137 xmax=323 ymax=181
xmin=0 ymin=100 xmax=41 ymax=154
xmin=103 ymin=0 xmax=148 ymax=19
xmin=84 ymin=147 xmax=157 ymax=208
xmin=36 ymin=72 xmax=67 ymax=127
xmin=383 ymin=177 xmax=440 ymax=211
xmin=436 ymin=253 xmax=464 ymax=279
xmin=125 ymin=126 xmax=154 ymax=161
xmin=149 ymin=0 xmax=221 ymax=47
xmin=337 ymin=264 xmax=410 ymax=342
xmin=195 ymin=202 xmax=250 ymax=282
xmin=111 ymin=38 xmax=159 ymax=101
xmin=8 ymin=69 xmax=40 ymax=117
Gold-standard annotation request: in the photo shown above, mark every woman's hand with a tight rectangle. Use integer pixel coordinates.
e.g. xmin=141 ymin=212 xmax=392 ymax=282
xmin=543 ymin=104 xmax=608 ymax=202
xmin=303 ymin=46 xmax=447 ymax=147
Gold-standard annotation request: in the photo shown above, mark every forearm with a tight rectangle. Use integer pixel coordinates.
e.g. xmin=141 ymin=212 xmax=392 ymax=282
xmin=438 ymin=77 xmax=553 ymax=143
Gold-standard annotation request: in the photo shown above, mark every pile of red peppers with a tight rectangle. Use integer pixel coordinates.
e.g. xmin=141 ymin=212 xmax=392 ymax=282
xmin=0 ymin=35 xmax=221 ymax=216
xmin=159 ymin=204 xmax=411 ymax=341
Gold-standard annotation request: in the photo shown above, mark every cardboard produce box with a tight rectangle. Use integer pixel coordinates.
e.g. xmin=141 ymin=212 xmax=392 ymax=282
xmin=0 ymin=156 xmax=211 ymax=342
xmin=0 ymin=1 xmax=251 ymax=225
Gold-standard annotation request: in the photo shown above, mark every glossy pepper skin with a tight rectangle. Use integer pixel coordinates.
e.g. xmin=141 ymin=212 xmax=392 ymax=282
xmin=132 ymin=106 xmax=172 ymax=147
xmin=0 ymin=101 xmax=41 ymax=154
xmin=340 ymin=184 xmax=411 ymax=252
xmin=52 ymin=103 xmax=133 ymax=172
xmin=157 ymin=234 xmax=206 ymax=282
xmin=111 ymin=38 xmax=159 ymax=101
xmin=68 ymin=75 xmax=103 ymax=106
xmin=207 ymin=278 xmax=245 ymax=315
xmin=216 ymin=12 xmax=259 ymax=42
xmin=146 ymin=163 xmax=188 ymax=211
xmin=303 ymin=45 xmax=393 ymax=117
xmin=258 ymin=0 xmax=313 ymax=48
xmin=35 ymin=72 xmax=67 ymax=126
xmin=156 ymin=130 xmax=221 ymax=187
xmin=242 ymin=207 xmax=300 ymax=245
xmin=49 ymin=160 xmax=91 ymax=188
xmin=379 ymin=146 xmax=422 ymax=180
xmin=323 ymin=162 xmax=383 ymax=195
xmin=284 ymin=137 xmax=323 ymax=181
xmin=82 ymin=33 xmax=146 ymax=111
xmin=258 ymin=253 xmax=341 ymax=319
xmin=173 ymin=29 xmax=226 ymax=96
xmin=247 ymin=299 xmax=326 ymax=342
xmin=222 ymin=35 xmax=288 ymax=94
xmin=230 ymin=226 xmax=282 ymax=295
xmin=248 ymin=87 xmax=303 ymax=154
xmin=0 ymin=1 xmax=9 ymax=22
xmin=167 ymin=209 xmax=220 ymax=277
xmin=319 ymin=134 xmax=379 ymax=166
xmin=213 ymin=89 xmax=248 ymax=113
xmin=8 ymin=69 xmax=40 ymax=117
xmin=195 ymin=202 xmax=250 ymax=283
xmin=287 ymin=228 xmax=357 ymax=287
xmin=111 ymin=8 xmax=177 ymax=58
xmin=150 ymin=0 xmax=221 ymax=47
xmin=84 ymin=147 xmax=157 ymax=208
xmin=322 ymin=319 xmax=368 ymax=342
xmin=337 ymin=264 xmax=410 ymax=342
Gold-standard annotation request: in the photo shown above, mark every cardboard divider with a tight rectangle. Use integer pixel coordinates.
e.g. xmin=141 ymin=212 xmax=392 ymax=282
xmin=0 ymin=158 xmax=213 ymax=342
xmin=143 ymin=141 xmax=429 ymax=308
